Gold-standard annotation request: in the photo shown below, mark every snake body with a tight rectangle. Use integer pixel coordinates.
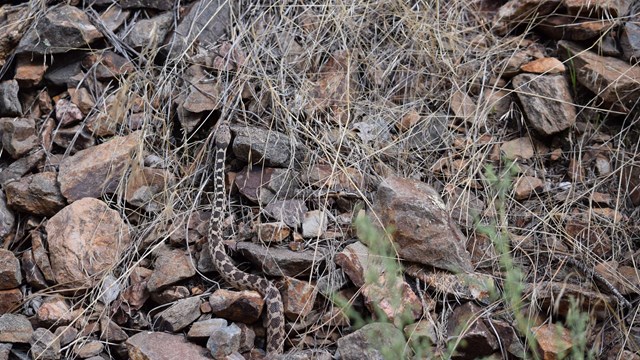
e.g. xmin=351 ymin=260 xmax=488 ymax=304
xmin=208 ymin=123 xmax=285 ymax=355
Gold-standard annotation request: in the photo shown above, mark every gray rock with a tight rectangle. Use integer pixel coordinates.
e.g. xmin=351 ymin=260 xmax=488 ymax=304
xmin=44 ymin=60 xmax=83 ymax=88
xmin=4 ymin=172 xmax=66 ymax=216
xmin=232 ymin=126 xmax=292 ymax=167
xmin=0 ymin=314 xmax=33 ymax=343
xmin=119 ymin=0 xmax=173 ymax=10
xmin=337 ymin=322 xmax=406 ymax=360
xmin=123 ymin=12 xmax=172 ymax=50
xmin=154 ymin=296 xmax=201 ymax=332
xmin=16 ymin=5 xmax=102 ymax=54
xmin=0 ymin=150 xmax=44 ymax=186
xmin=263 ymin=200 xmax=307 ymax=228
xmin=236 ymin=242 xmax=327 ymax=277
xmin=206 ymin=323 xmax=241 ymax=358
xmin=146 ymin=249 xmax=196 ymax=293
xmin=511 ymin=74 xmax=576 ymax=135
xmin=446 ymin=302 xmax=500 ymax=359
xmin=30 ymin=328 xmax=60 ymax=360
xmin=0 ymin=81 xmax=22 ymax=117
xmin=0 ymin=249 xmax=21 ymax=290
xmin=187 ymin=318 xmax=228 ymax=339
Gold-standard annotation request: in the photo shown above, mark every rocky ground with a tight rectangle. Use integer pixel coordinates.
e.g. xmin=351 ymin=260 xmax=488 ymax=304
xmin=0 ymin=0 xmax=639 ymax=359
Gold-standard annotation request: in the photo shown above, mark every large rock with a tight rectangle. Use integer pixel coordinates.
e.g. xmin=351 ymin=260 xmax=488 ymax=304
xmin=511 ymin=74 xmax=576 ymax=135
xmin=232 ymin=126 xmax=293 ymax=167
xmin=16 ymin=5 xmax=102 ymax=54
xmin=5 ymin=172 xmax=66 ymax=216
xmin=45 ymin=198 xmax=131 ymax=288
xmin=372 ymin=176 xmax=473 ymax=273
xmin=126 ymin=332 xmax=210 ymax=360
xmin=0 ymin=117 xmax=38 ymax=158
xmin=558 ymin=40 xmax=640 ymax=112
xmin=0 ymin=249 xmax=22 ymax=290
xmin=58 ymin=132 xmax=140 ymax=201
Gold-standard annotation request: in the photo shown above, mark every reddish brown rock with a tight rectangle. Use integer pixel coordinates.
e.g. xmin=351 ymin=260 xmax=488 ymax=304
xmin=622 ymin=161 xmax=640 ymax=206
xmin=14 ymin=55 xmax=47 ymax=88
xmin=154 ymin=296 xmax=201 ymax=332
xmin=533 ymin=323 xmax=572 ymax=359
xmin=146 ymin=249 xmax=196 ymax=293
xmin=446 ymin=302 xmax=500 ymax=359
xmin=493 ymin=0 xmax=562 ymax=35
xmin=514 ymin=176 xmax=544 ymax=200
xmin=55 ymin=99 xmax=83 ymax=126
xmin=372 ymin=176 xmax=473 ymax=273
xmin=36 ymin=296 xmax=74 ymax=327
xmin=21 ymin=250 xmax=47 ymax=289
xmin=68 ymin=87 xmax=95 ymax=115
xmin=564 ymin=0 xmax=631 ymax=18
xmin=45 ymin=198 xmax=131 ymax=288
xmin=280 ymin=277 xmax=316 ymax=321
xmin=125 ymin=166 xmax=173 ymax=212
xmin=82 ymin=51 xmax=135 ymax=80
xmin=537 ymin=16 xmax=614 ymax=41
xmin=334 ymin=241 xmax=370 ymax=288
xmin=4 ymin=172 xmax=65 ymax=216
xmin=0 ymin=313 xmax=33 ymax=343
xmin=209 ymin=289 xmax=264 ymax=324
xmin=0 ymin=249 xmax=21 ymax=290
xmin=501 ymin=137 xmax=535 ymax=160
xmin=30 ymin=328 xmax=60 ymax=360
xmin=256 ymin=222 xmax=290 ymax=244
xmin=520 ymin=57 xmax=565 ymax=74
xmin=58 ymin=131 xmax=140 ymax=201
xmin=0 ymin=117 xmax=38 ymax=159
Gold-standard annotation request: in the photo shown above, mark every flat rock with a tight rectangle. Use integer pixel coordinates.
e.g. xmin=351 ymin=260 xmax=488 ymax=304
xmin=21 ymin=250 xmax=47 ymax=289
xmin=620 ymin=22 xmax=640 ymax=62
xmin=82 ymin=51 xmax=135 ymax=80
xmin=30 ymin=328 xmax=60 ymax=360
xmin=58 ymin=131 xmax=140 ymax=201
xmin=0 ymin=288 xmax=21 ymax=314
xmin=5 ymin=172 xmax=66 ymax=216
xmin=0 ymin=313 xmax=33 ymax=343
xmin=236 ymin=242 xmax=326 ymax=277
xmin=493 ymin=0 xmax=562 ymax=35
xmin=126 ymin=332 xmax=210 ymax=360
xmin=207 ymin=322 xmax=241 ymax=358
xmin=125 ymin=167 xmax=174 ymax=213
xmin=558 ymin=40 xmax=640 ymax=112
xmin=511 ymin=74 xmax=576 ymax=135
xmin=232 ymin=126 xmax=292 ymax=167
xmin=263 ymin=200 xmax=307 ymax=228
xmin=45 ymin=198 xmax=131 ymax=288
xmin=17 ymin=5 xmax=102 ymax=54
xmin=446 ymin=302 xmax=501 ymax=359
xmin=533 ymin=323 xmax=573 ymax=359
xmin=520 ymin=57 xmax=565 ymax=74
xmin=564 ymin=0 xmax=631 ymax=18
xmin=0 ymin=80 xmax=22 ymax=117
xmin=146 ymin=249 xmax=196 ymax=293
xmin=0 ymin=249 xmax=21 ymax=290
xmin=405 ymin=265 xmax=495 ymax=304
xmin=209 ymin=289 xmax=263 ymax=324
xmin=74 ymin=340 xmax=103 ymax=358
xmin=235 ymin=167 xmax=299 ymax=204
xmin=123 ymin=12 xmax=172 ymax=50
xmin=154 ymin=296 xmax=201 ymax=332
xmin=36 ymin=296 xmax=73 ymax=327
xmin=301 ymin=210 xmax=328 ymax=238
xmin=0 ymin=117 xmax=37 ymax=158
xmin=514 ymin=175 xmax=544 ymax=200
xmin=372 ymin=176 xmax=473 ymax=273
xmin=14 ymin=55 xmax=47 ymax=88
xmin=187 ymin=318 xmax=228 ymax=339
xmin=336 ymin=322 xmax=406 ymax=360
xmin=280 ymin=277 xmax=316 ymax=321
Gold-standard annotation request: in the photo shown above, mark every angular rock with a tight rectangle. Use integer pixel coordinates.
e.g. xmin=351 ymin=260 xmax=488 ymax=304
xmin=31 ymin=230 xmax=55 ymax=283
xmin=493 ymin=0 xmax=562 ymax=35
xmin=146 ymin=249 xmax=195 ymax=293
xmin=154 ymin=296 xmax=201 ymax=332
xmin=55 ymin=99 xmax=83 ymax=126
xmin=404 ymin=315 xmax=438 ymax=348
xmin=533 ymin=323 xmax=572 ymax=359
xmin=537 ymin=16 xmax=613 ymax=41
xmin=520 ymin=57 xmax=565 ymax=74
xmin=514 ymin=176 xmax=544 ymax=200
xmin=336 ymin=322 xmax=406 ymax=360
xmin=256 ymin=222 xmax=290 ymax=244
xmin=74 ymin=340 xmax=103 ymax=358
xmin=236 ymin=242 xmax=325 ymax=277
xmin=68 ymin=87 xmax=95 ymax=115
xmin=235 ymin=167 xmax=298 ymax=204
xmin=620 ymin=22 xmax=640 ymax=62
xmin=209 ymin=289 xmax=264 ymax=324
xmin=511 ymin=74 xmax=576 ymax=135
xmin=302 ymin=210 xmax=328 ymax=238
xmin=166 ymin=0 xmax=230 ymax=60
xmin=120 ymin=0 xmax=173 ymax=10
xmin=126 ymin=332 xmax=210 ymax=360
xmin=405 ymin=265 xmax=495 ymax=304
xmin=125 ymin=167 xmax=173 ymax=213
xmin=44 ymin=60 xmax=83 ymax=88
xmin=0 ymin=288 xmax=21 ymax=314
xmin=500 ymin=137 xmax=535 ymax=160
xmin=0 ymin=191 xmax=15 ymax=240
xmin=564 ymin=0 xmax=631 ymax=18
xmin=14 ymin=55 xmax=47 ymax=88
xmin=0 ymin=249 xmax=21 ymax=290
xmin=58 ymin=131 xmax=140 ymax=201
xmin=17 ymin=5 xmax=102 ymax=54
xmin=21 ymin=250 xmax=47 ymax=289
xmin=263 ymin=200 xmax=307 ymax=228
xmin=232 ymin=126 xmax=293 ymax=167
xmin=207 ymin=322 xmax=241 ymax=358
xmin=82 ymin=51 xmax=135 ymax=80
xmin=123 ymin=12 xmax=172 ymax=50
xmin=446 ymin=302 xmax=500 ymax=359
xmin=362 ymin=274 xmax=422 ymax=327
xmin=36 ymin=296 xmax=73 ymax=327
xmin=99 ymin=4 xmax=129 ymax=33
xmin=372 ymin=176 xmax=473 ymax=273
xmin=0 ymin=80 xmax=22 ymax=117
xmin=0 ymin=149 xmax=44 ymax=186
xmin=0 ymin=117 xmax=37 ymax=158
xmin=0 ymin=313 xmax=33 ymax=343
xmin=187 ymin=318 xmax=228 ymax=339
xmin=30 ymin=328 xmax=60 ymax=360
xmin=0 ymin=5 xmax=30 ymax=68
xmin=53 ymin=326 xmax=77 ymax=347
xmin=45 ymin=198 xmax=131 ymax=288
xmin=558 ymin=40 xmax=640 ymax=112
xmin=280 ymin=277 xmax=316 ymax=321
xmin=100 ymin=318 xmax=128 ymax=342
xmin=4 ymin=172 xmax=65 ymax=216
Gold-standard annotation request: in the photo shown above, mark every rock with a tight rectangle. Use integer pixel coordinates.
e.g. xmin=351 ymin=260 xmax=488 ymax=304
xmin=334 ymin=241 xmax=370 ymax=287
xmin=620 ymin=22 xmax=640 ymax=62
xmin=179 ymin=65 xmax=221 ymax=114
xmin=0 ymin=150 xmax=45 ymax=186
xmin=514 ymin=176 xmax=544 ymax=200
xmin=30 ymin=230 xmax=55 ymax=283
xmin=209 ymin=289 xmax=264 ymax=324
xmin=30 ymin=328 xmax=61 ymax=360
xmin=564 ymin=0 xmax=631 ymax=18
xmin=21 ymin=250 xmax=47 ymax=289
xmin=44 ymin=60 xmax=83 ymax=88
xmin=280 ymin=277 xmax=316 ymax=321
xmin=537 ymin=16 xmax=613 ymax=41
xmin=520 ymin=57 xmax=565 ymax=74
xmin=0 ymin=4 xmax=30 ymax=68
xmin=125 ymin=167 xmax=173 ymax=212
xmin=123 ymin=12 xmax=172 ymax=50
xmin=55 ymin=99 xmax=83 ymax=126
xmin=405 ymin=265 xmax=495 ymax=304
xmin=146 ymin=249 xmax=196 ymax=293
xmin=0 ymin=117 xmax=38 ymax=158
xmin=493 ymin=0 xmax=562 ymax=35
xmin=234 ymin=322 xmax=256 ymax=353
xmin=532 ymin=323 xmax=572 ymax=359
xmin=0 ymin=249 xmax=21 ymax=290
xmin=524 ymin=281 xmax=613 ymax=316
xmin=45 ymin=198 xmax=131 ymax=288
xmin=449 ymin=89 xmax=476 ymax=121
xmin=16 ymin=5 xmax=102 ymax=54
xmin=447 ymin=186 xmax=485 ymax=229
xmin=58 ymin=132 xmax=140 ymax=201
xmin=305 ymin=50 xmax=355 ymax=118
xmin=0 ymin=288 xmax=21 ymax=314
xmin=74 ymin=340 xmax=103 ymax=358
xmin=511 ymin=74 xmax=576 ymax=135
xmin=100 ymin=318 xmax=128 ymax=342
xmin=501 ymin=137 xmax=535 ymax=160
xmin=126 ymin=332 xmax=210 ymax=360
xmin=0 ymin=343 xmax=9 ymax=359
xmin=36 ymin=296 xmax=73 ymax=327
xmin=235 ymin=167 xmax=298 ymax=204
xmin=166 ymin=0 xmax=230 ymax=61
xmin=206 ymin=322 xmax=241 ymax=358
xmin=14 ymin=55 xmax=47 ymax=88
xmin=121 ymin=266 xmax=151 ymax=311
xmin=236 ymin=242 xmax=326 ymax=277
xmin=301 ymin=210 xmax=328 ymax=238
xmin=372 ymin=176 xmax=473 ymax=273
xmin=53 ymin=326 xmax=77 ymax=347
xmin=336 ymin=322 xmax=406 ymax=360
xmin=446 ymin=302 xmax=500 ymax=359
xmin=120 ymin=0 xmax=173 ymax=10
xmin=154 ymin=297 xmax=201 ymax=332
xmin=4 ymin=172 xmax=66 ymax=216
xmin=0 ymin=313 xmax=33 ymax=343
xmin=404 ymin=315 xmax=438 ymax=348
xmin=232 ymin=126 xmax=292 ymax=167
xmin=263 ymin=200 xmax=307 ymax=228
xmin=0 ymin=80 xmax=22 ymax=117
xmin=53 ymin=127 xmax=94 ymax=153
xmin=99 ymin=4 xmax=129 ymax=33
xmin=0 ymin=192 xmax=15 ymax=240
xmin=558 ymin=40 xmax=640 ymax=112
xmin=68 ymin=87 xmax=95 ymax=115
xmin=187 ymin=318 xmax=228 ymax=339
xmin=362 ymin=274 xmax=422 ymax=327
xmin=82 ymin=51 xmax=135 ymax=80
xmin=256 ymin=222 xmax=291 ymax=243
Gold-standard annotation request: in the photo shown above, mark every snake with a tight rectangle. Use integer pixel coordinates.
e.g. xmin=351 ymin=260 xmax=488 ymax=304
xmin=207 ymin=123 xmax=286 ymax=355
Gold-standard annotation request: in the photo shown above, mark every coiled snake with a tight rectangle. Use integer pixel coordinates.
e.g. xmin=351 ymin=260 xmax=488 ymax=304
xmin=207 ymin=123 xmax=285 ymax=355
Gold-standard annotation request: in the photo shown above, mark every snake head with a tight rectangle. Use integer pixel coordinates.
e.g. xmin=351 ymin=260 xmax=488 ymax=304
xmin=215 ymin=124 xmax=231 ymax=148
